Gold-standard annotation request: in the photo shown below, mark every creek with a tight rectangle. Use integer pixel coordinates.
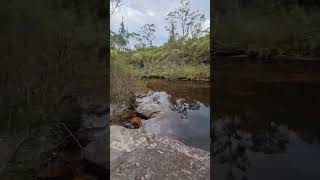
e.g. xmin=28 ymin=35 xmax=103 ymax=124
xmin=137 ymin=79 xmax=210 ymax=151
xmin=213 ymin=62 xmax=320 ymax=180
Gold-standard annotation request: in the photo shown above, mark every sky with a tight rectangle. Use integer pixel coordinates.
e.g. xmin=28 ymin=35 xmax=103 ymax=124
xmin=110 ymin=0 xmax=210 ymax=46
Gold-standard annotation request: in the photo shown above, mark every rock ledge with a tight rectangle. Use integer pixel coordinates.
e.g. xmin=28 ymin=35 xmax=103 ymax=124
xmin=84 ymin=126 xmax=210 ymax=180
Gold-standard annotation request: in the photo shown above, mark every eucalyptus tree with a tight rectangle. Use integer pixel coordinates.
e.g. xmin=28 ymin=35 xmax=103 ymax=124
xmin=165 ymin=12 xmax=179 ymax=43
xmin=188 ymin=11 xmax=206 ymax=38
xmin=139 ymin=24 xmax=157 ymax=47
xmin=110 ymin=0 xmax=128 ymax=15
xmin=165 ymin=0 xmax=206 ymax=39
xmin=111 ymin=17 xmax=131 ymax=51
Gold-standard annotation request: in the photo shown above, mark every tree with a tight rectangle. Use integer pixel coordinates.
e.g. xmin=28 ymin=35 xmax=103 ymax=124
xmin=134 ymin=35 xmax=146 ymax=49
xmin=110 ymin=0 xmax=128 ymax=15
xmin=110 ymin=0 xmax=129 ymax=51
xmin=111 ymin=17 xmax=130 ymax=51
xmin=139 ymin=24 xmax=157 ymax=47
xmin=189 ymin=11 xmax=206 ymax=38
xmin=165 ymin=12 xmax=179 ymax=43
xmin=166 ymin=0 xmax=206 ymax=39
xmin=176 ymin=0 xmax=191 ymax=38
xmin=111 ymin=17 xmax=139 ymax=51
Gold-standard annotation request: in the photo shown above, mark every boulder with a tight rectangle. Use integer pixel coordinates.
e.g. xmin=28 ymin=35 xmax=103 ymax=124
xmin=84 ymin=126 xmax=210 ymax=180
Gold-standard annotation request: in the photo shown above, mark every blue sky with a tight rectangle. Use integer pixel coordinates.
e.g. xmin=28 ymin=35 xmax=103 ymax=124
xmin=110 ymin=0 xmax=210 ymax=46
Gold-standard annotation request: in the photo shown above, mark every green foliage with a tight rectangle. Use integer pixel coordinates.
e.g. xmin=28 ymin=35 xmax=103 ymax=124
xmin=110 ymin=51 xmax=147 ymax=124
xmin=109 ymin=0 xmax=209 ymax=125
xmin=111 ymin=17 xmax=131 ymax=51
xmin=139 ymin=24 xmax=157 ymax=47
xmin=113 ymin=35 xmax=210 ymax=80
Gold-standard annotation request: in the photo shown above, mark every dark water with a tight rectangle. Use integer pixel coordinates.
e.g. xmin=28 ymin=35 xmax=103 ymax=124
xmin=137 ymin=79 xmax=210 ymax=151
xmin=213 ymin=63 xmax=320 ymax=180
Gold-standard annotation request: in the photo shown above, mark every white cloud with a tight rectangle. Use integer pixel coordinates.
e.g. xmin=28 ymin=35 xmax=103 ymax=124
xmin=110 ymin=0 xmax=210 ymax=46
xmin=146 ymin=10 xmax=155 ymax=17
xmin=127 ymin=7 xmax=145 ymax=20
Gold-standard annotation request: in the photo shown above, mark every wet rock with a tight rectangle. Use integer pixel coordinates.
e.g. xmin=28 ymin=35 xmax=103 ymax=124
xmin=136 ymin=103 xmax=165 ymax=116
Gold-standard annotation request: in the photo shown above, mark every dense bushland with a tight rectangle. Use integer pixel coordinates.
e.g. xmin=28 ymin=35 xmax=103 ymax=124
xmin=114 ymin=35 xmax=210 ymax=80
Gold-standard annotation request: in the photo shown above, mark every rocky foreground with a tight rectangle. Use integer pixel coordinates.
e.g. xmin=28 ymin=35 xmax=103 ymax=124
xmin=84 ymin=125 xmax=210 ymax=180
xmin=0 ymin=97 xmax=210 ymax=179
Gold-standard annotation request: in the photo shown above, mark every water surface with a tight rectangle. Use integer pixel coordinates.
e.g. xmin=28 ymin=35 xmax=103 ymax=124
xmin=213 ymin=62 xmax=320 ymax=180
xmin=137 ymin=79 xmax=210 ymax=151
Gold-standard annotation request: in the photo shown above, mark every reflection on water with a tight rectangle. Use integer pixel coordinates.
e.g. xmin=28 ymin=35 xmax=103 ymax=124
xmin=213 ymin=117 xmax=290 ymax=180
xmin=214 ymin=75 xmax=320 ymax=180
xmin=137 ymin=79 xmax=210 ymax=151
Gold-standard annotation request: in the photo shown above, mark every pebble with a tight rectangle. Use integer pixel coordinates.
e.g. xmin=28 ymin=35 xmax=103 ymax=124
xmin=125 ymin=148 xmax=132 ymax=152
xmin=144 ymin=174 xmax=151 ymax=179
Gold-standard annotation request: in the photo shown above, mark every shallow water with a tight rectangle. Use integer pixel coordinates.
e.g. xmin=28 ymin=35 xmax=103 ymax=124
xmin=213 ymin=63 xmax=320 ymax=180
xmin=137 ymin=79 xmax=210 ymax=151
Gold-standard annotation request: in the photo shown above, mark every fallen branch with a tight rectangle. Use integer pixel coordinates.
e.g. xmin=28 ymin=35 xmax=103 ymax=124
xmin=59 ymin=123 xmax=84 ymax=150
xmin=129 ymin=99 xmax=137 ymax=110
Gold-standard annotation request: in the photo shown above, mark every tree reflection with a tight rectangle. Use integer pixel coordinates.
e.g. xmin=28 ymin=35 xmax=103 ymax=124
xmin=169 ymin=99 xmax=201 ymax=120
xmin=213 ymin=116 xmax=289 ymax=180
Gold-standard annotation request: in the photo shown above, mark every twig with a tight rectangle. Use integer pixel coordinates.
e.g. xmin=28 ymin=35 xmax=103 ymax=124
xmin=129 ymin=100 xmax=137 ymax=110
xmin=111 ymin=102 xmax=120 ymax=118
xmin=110 ymin=0 xmax=128 ymax=15
xmin=59 ymin=123 xmax=83 ymax=150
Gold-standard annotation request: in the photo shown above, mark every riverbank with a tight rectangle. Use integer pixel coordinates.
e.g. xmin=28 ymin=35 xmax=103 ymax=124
xmin=213 ymin=41 xmax=320 ymax=64
xmin=139 ymin=64 xmax=210 ymax=81
xmin=214 ymin=58 xmax=320 ymax=83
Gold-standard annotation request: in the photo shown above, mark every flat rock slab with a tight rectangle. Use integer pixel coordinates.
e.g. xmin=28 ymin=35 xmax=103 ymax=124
xmin=107 ymin=126 xmax=210 ymax=180
xmin=84 ymin=129 xmax=110 ymax=170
